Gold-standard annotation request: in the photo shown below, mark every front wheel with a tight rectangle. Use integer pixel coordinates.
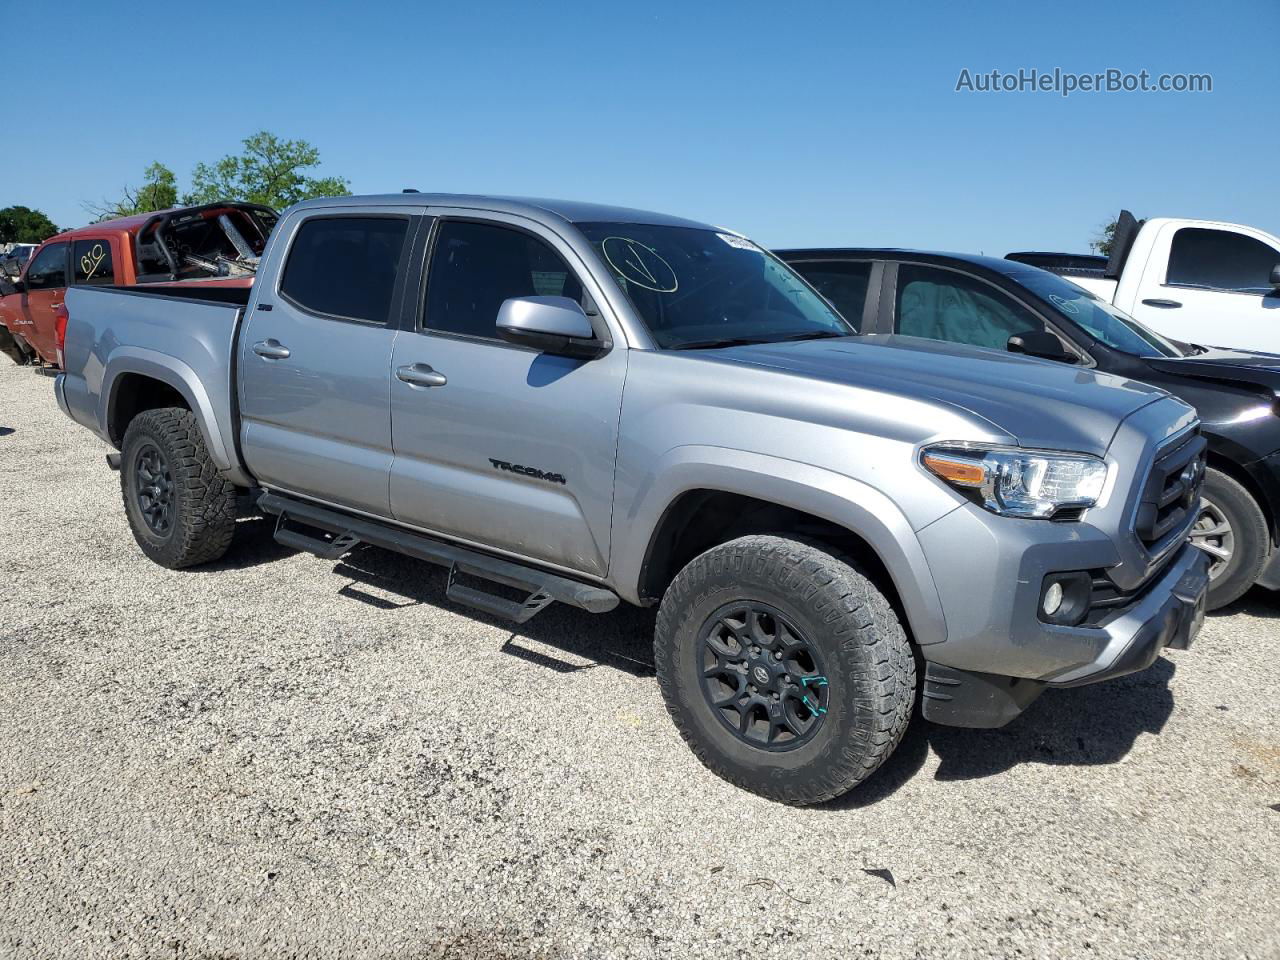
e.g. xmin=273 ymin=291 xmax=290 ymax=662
xmin=654 ymin=535 xmax=916 ymax=806
xmin=1193 ymin=467 xmax=1269 ymax=610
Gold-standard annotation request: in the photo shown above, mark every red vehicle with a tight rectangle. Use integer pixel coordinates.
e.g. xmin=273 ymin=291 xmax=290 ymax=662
xmin=0 ymin=203 xmax=277 ymax=366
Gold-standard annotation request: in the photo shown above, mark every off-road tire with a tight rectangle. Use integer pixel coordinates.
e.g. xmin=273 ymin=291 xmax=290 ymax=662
xmin=1199 ymin=467 xmax=1268 ymax=610
xmin=654 ymin=535 xmax=916 ymax=805
xmin=120 ymin=407 xmax=237 ymax=569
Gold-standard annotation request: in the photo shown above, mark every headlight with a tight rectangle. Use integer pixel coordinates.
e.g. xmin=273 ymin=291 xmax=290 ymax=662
xmin=921 ymin=443 xmax=1108 ymax=519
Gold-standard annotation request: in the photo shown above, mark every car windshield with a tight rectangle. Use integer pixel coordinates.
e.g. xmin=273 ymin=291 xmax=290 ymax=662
xmin=1010 ymin=268 xmax=1184 ymax=358
xmin=575 ymin=222 xmax=854 ymax=349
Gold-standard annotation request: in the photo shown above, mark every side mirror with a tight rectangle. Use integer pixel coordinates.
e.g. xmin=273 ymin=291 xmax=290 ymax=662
xmin=496 ymin=296 xmax=606 ymax=359
xmin=1008 ymin=329 xmax=1075 ymax=363
xmin=1270 ymin=263 xmax=1280 ymax=290
xmin=0 ymin=277 xmax=22 ymax=297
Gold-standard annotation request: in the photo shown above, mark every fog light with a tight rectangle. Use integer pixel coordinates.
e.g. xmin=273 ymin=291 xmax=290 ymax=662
xmin=1038 ymin=571 xmax=1093 ymax=626
xmin=1042 ymin=581 xmax=1064 ymax=617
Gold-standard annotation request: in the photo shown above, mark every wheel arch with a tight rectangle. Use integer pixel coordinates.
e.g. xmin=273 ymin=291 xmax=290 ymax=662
xmin=102 ymin=349 xmax=249 ymax=485
xmin=1204 ymin=448 xmax=1277 ymax=547
xmin=615 ymin=449 xmax=949 ymax=646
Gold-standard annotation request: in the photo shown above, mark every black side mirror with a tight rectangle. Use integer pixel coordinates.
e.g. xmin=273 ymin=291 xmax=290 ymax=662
xmin=1008 ymin=330 xmax=1075 ymax=363
xmin=496 ymin=295 xmax=608 ymax=359
xmin=0 ymin=277 xmax=22 ymax=297
xmin=1270 ymin=263 xmax=1280 ymax=290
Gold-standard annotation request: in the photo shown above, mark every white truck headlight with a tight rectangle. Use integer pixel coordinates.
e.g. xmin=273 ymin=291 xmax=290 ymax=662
xmin=921 ymin=443 xmax=1108 ymax=519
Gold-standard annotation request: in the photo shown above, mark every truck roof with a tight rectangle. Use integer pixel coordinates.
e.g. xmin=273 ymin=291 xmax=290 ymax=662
xmin=291 ymin=193 xmax=718 ymax=231
xmin=46 ymin=212 xmax=158 ymax=242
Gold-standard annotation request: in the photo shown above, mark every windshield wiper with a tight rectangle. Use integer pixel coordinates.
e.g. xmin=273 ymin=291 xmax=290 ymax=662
xmin=668 ymin=330 xmax=849 ymax=351
xmin=772 ymin=330 xmax=849 ymax=342
xmin=668 ymin=337 xmax=766 ymax=350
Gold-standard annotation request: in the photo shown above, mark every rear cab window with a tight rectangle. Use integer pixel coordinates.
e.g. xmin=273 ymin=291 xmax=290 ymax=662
xmin=279 ymin=216 xmax=410 ymax=325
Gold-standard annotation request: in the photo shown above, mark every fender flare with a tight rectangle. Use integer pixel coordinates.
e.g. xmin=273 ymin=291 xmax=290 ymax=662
xmin=611 ymin=445 xmax=950 ymax=646
xmin=100 ymin=347 xmax=248 ymax=484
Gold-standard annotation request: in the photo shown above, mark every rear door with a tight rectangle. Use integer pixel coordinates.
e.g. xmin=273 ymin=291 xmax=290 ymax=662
xmin=238 ymin=208 xmax=418 ymax=516
xmin=17 ymin=241 xmax=68 ymax=362
xmin=1130 ymin=223 xmax=1280 ymax=352
xmin=387 ymin=213 xmax=626 ymax=576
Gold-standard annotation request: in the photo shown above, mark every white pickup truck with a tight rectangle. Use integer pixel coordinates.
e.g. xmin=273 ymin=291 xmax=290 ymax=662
xmin=1007 ymin=210 xmax=1280 ymax=354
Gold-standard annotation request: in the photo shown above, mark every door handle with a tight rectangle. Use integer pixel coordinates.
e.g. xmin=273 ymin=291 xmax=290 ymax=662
xmin=252 ymin=339 xmax=291 ymax=359
xmin=1141 ymin=298 xmax=1183 ymax=309
xmin=396 ymin=363 xmax=447 ymax=388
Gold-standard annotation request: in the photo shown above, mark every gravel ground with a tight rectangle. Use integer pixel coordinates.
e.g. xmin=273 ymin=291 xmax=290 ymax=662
xmin=1 ymin=359 xmax=1278 ymax=960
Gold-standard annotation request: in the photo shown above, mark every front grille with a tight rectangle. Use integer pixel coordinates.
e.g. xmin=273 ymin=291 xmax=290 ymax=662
xmin=1134 ymin=428 xmax=1207 ymax=554
xmin=1084 ymin=548 xmax=1180 ymax=625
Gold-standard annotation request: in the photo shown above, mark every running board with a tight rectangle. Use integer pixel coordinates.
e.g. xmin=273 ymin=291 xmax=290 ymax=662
xmin=258 ymin=491 xmax=620 ymax=620
xmin=273 ymin=513 xmax=360 ymax=560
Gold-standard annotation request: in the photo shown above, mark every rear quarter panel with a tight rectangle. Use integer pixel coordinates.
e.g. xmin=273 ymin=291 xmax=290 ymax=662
xmin=62 ymin=286 xmax=251 ymax=485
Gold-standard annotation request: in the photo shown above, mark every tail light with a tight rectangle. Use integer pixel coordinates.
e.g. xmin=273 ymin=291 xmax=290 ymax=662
xmin=54 ymin=302 xmax=69 ymax=369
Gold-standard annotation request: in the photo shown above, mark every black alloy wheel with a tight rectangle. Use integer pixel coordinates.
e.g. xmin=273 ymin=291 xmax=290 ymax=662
xmin=135 ymin=442 xmax=175 ymax=537
xmin=698 ymin=600 xmax=830 ymax=751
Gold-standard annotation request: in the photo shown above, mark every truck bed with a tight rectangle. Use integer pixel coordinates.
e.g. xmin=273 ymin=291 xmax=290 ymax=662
xmin=59 ymin=284 xmax=250 ymax=484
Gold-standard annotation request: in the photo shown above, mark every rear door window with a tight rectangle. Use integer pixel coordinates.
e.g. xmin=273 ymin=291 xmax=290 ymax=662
xmin=788 ymin=260 xmax=872 ymax=330
xmin=24 ymin=243 xmax=68 ymax=290
xmin=72 ymin=239 xmax=115 ymax=286
xmin=894 ymin=263 xmax=1045 ymax=351
xmin=1166 ymin=227 xmax=1279 ymax=293
xmin=279 ymin=216 xmax=409 ymax=324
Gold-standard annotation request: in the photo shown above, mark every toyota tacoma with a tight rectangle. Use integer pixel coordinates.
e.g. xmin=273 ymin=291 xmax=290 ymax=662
xmin=54 ymin=193 xmax=1210 ymax=804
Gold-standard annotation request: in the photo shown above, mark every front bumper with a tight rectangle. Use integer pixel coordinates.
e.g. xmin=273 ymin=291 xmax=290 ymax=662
xmin=920 ymin=540 xmax=1209 ymax=728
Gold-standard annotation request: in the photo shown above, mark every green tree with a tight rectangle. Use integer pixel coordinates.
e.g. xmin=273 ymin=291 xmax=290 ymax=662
xmin=87 ymin=162 xmax=180 ymax=221
xmin=1091 ymin=217 xmax=1122 ymax=257
xmin=186 ymin=131 xmax=350 ymax=208
xmin=0 ymin=206 xmax=60 ymax=243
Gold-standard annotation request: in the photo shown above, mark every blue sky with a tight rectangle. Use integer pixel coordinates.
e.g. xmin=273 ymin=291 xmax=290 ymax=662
xmin=6 ymin=0 xmax=1277 ymax=253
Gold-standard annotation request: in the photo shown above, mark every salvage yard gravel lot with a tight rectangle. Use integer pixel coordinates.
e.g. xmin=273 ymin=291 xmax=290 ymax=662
xmin=1 ymin=360 xmax=1277 ymax=960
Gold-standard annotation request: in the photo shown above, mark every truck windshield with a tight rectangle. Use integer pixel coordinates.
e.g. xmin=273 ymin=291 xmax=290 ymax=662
xmin=575 ymin=222 xmax=854 ymax=349
xmin=1011 ymin=269 xmax=1183 ymax=358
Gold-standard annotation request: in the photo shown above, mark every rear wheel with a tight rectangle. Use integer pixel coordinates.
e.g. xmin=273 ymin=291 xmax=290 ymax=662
xmin=1194 ymin=467 xmax=1268 ymax=610
xmin=654 ymin=535 xmax=915 ymax=806
xmin=120 ymin=407 xmax=237 ymax=569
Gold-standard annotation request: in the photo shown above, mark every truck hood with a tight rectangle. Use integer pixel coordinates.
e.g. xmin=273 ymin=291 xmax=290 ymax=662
xmin=1148 ymin=347 xmax=1280 ymax=396
xmin=709 ymin=334 xmax=1171 ymax=456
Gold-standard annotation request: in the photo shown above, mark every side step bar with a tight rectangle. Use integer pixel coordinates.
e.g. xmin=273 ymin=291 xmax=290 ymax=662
xmin=258 ymin=491 xmax=620 ymax=622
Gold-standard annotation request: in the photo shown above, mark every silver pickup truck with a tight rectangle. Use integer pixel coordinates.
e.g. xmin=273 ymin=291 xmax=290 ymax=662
xmin=55 ymin=193 xmax=1211 ymax=805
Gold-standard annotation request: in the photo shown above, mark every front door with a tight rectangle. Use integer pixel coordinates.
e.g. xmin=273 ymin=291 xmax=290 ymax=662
xmin=17 ymin=241 xmax=68 ymax=363
xmin=1129 ymin=223 xmax=1280 ymax=353
xmin=238 ymin=210 xmax=416 ymax=517
xmin=388 ymin=216 xmax=626 ymax=576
